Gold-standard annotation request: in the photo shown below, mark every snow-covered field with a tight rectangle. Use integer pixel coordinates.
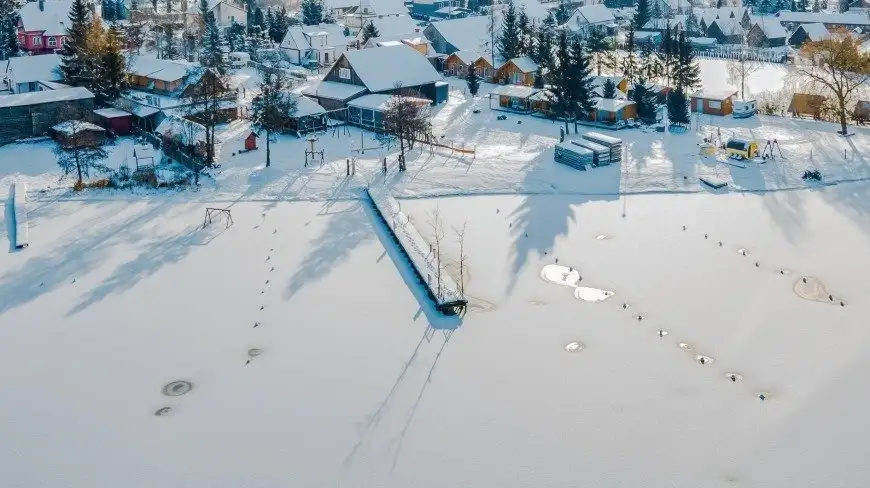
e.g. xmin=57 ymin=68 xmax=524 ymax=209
xmin=2 ymin=182 xmax=870 ymax=487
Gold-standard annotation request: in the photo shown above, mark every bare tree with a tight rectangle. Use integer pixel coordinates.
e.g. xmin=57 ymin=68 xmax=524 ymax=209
xmin=797 ymin=35 xmax=870 ymax=134
xmin=53 ymin=110 xmax=110 ymax=187
xmin=428 ymin=206 xmax=445 ymax=298
xmin=382 ymin=83 xmax=432 ymax=171
xmin=453 ymin=221 xmax=467 ymax=297
xmin=727 ymin=35 xmax=761 ymax=100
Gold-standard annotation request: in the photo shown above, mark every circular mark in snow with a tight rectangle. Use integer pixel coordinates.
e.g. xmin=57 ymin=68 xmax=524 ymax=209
xmin=154 ymin=406 xmax=172 ymax=416
xmin=679 ymin=342 xmax=694 ymax=351
xmin=248 ymin=348 xmax=263 ymax=358
xmin=793 ymin=276 xmax=841 ymax=305
xmin=564 ymin=341 xmax=585 ymax=352
xmin=574 ymin=287 xmax=614 ymax=302
xmin=695 ymin=354 xmax=714 ymax=365
xmin=726 ymin=372 xmax=744 ymax=383
xmin=162 ymin=380 xmax=193 ymax=397
xmin=540 ymin=265 xmax=581 ymax=288
xmin=596 ymin=234 xmax=610 ymax=240
xmin=737 ymin=248 xmax=749 ymax=256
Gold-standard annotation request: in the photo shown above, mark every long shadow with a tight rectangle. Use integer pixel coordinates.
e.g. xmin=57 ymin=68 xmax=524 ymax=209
xmin=67 ymin=216 xmax=230 ymax=316
xmin=284 ymin=201 xmax=372 ymax=299
xmin=0 ymin=202 xmax=171 ymax=315
xmin=3 ymin=190 xmax=13 ymax=252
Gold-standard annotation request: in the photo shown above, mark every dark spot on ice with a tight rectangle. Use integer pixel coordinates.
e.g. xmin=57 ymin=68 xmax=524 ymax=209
xmin=622 ymin=303 xmax=629 ymax=309
xmin=841 ymin=301 xmax=845 ymax=307
xmin=260 ymin=305 xmax=264 ymax=310
xmin=718 ymin=241 xmax=723 ymax=246
xmin=154 ymin=407 xmax=172 ymax=416
xmin=162 ymin=381 xmax=193 ymax=397
xmin=658 ymin=329 xmax=667 ymax=337
xmin=682 ymin=225 xmax=686 ymax=231
xmin=253 ymin=322 xmax=260 ymax=328
xmin=704 ymin=234 xmax=708 ymax=239
xmin=829 ymin=294 xmax=833 ymax=301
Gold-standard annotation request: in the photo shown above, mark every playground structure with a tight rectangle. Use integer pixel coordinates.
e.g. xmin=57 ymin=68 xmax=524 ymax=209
xmin=761 ymin=139 xmax=784 ymax=160
xmin=304 ymin=137 xmax=325 ymax=167
xmin=203 ymin=207 xmax=234 ymax=229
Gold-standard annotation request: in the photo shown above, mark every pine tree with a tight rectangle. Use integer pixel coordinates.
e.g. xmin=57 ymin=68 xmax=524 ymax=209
xmin=820 ymin=0 xmax=828 ymax=9
xmin=253 ymin=7 xmax=265 ymax=29
xmin=498 ymin=0 xmax=521 ymax=60
xmin=543 ymin=10 xmax=556 ymax=29
xmin=673 ymin=31 xmax=700 ymax=91
xmin=361 ymin=21 xmax=380 ymax=44
xmin=0 ymin=15 xmax=19 ymax=60
xmin=838 ymin=0 xmax=849 ymax=11
xmin=200 ymin=0 xmax=228 ymax=73
xmin=631 ymin=76 xmax=658 ymax=122
xmin=245 ymin=0 xmax=255 ymax=30
xmin=227 ymin=21 xmax=247 ymax=51
xmin=547 ymin=29 xmax=574 ymax=129
xmin=533 ymin=24 xmax=553 ymax=72
xmin=97 ymin=25 xmax=127 ymax=103
xmin=651 ymin=0 xmax=663 ymax=20
xmin=569 ymin=36 xmax=596 ymax=120
xmin=622 ymin=23 xmax=638 ymax=83
xmin=555 ymin=0 xmax=571 ymax=24
xmin=60 ymin=0 xmax=92 ymax=87
xmin=533 ymin=69 xmax=544 ymax=88
xmin=162 ymin=22 xmax=181 ymax=59
xmin=518 ymin=7 xmax=531 ymax=56
xmin=634 ymin=0 xmax=651 ymax=29
xmin=602 ymin=78 xmax=616 ymax=98
xmin=667 ymin=88 xmax=689 ymax=125
xmin=247 ymin=24 xmax=265 ymax=60
xmin=250 ymin=71 xmax=297 ymax=167
xmin=465 ymin=65 xmax=480 ymax=95
xmin=685 ymin=8 xmax=701 ymax=36
xmin=266 ymin=8 xmax=275 ymax=36
xmin=812 ymin=0 xmax=819 ymax=10
xmin=716 ymin=0 xmax=724 ymax=7
xmin=657 ymin=22 xmax=676 ymax=86
xmin=301 ymin=0 xmax=323 ymax=25
xmin=587 ymin=29 xmax=608 ymax=75
xmin=269 ymin=6 xmax=289 ymax=43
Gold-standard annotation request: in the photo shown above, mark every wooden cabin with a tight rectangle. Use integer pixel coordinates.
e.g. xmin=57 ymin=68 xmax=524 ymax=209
xmin=443 ymin=50 xmax=494 ymax=78
xmin=788 ymin=93 xmax=827 ymax=119
xmin=588 ymin=98 xmax=637 ymax=124
xmin=489 ymin=85 xmax=539 ymax=113
xmin=51 ymin=120 xmax=106 ymax=148
xmin=495 ymin=56 xmax=539 ymax=86
xmin=691 ymin=90 xmax=737 ymax=115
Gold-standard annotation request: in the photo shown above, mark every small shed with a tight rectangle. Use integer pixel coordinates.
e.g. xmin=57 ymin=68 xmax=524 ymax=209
xmin=691 ymin=90 xmax=737 ymax=115
xmin=93 ymin=107 xmax=133 ymax=135
xmin=589 ymin=98 xmax=637 ymax=124
xmin=289 ymin=95 xmax=328 ymax=134
xmin=788 ymin=93 xmax=826 ymax=119
xmin=346 ymin=94 xmax=431 ymax=131
xmin=245 ymin=132 xmax=258 ymax=151
xmin=51 ymin=120 xmax=106 ymax=148
xmin=489 ymin=84 xmax=539 ymax=113
xmin=495 ymin=56 xmax=540 ymax=86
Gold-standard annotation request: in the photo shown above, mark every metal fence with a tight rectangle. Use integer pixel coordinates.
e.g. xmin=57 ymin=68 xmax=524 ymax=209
xmin=691 ymin=48 xmax=787 ymax=64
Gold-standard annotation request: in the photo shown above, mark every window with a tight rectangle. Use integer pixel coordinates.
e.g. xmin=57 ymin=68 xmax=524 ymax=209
xmin=324 ymin=52 xmax=329 ymax=63
xmin=32 ymin=36 xmax=41 ymax=46
xmin=709 ymin=100 xmax=721 ymax=109
xmin=339 ymin=67 xmax=351 ymax=79
xmin=47 ymin=37 xmax=56 ymax=47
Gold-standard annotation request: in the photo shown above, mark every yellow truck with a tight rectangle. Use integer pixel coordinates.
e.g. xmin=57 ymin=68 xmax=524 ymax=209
xmin=725 ymin=138 xmax=759 ymax=160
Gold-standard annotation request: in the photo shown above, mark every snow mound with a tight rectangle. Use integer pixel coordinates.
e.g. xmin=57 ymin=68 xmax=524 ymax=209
xmin=540 ymin=264 xmax=581 ymax=287
xmin=573 ymin=287 xmax=614 ymax=302
xmin=793 ymin=276 xmax=843 ymax=305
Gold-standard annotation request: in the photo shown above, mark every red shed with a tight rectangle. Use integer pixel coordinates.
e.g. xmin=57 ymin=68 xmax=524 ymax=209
xmin=93 ymin=108 xmax=133 ymax=135
xmin=245 ymin=132 xmax=258 ymax=151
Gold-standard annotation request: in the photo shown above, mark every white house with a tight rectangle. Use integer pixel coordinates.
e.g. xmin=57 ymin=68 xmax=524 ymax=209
xmin=3 ymin=54 xmax=62 ymax=94
xmin=562 ymin=5 xmax=615 ymax=36
xmin=280 ymin=23 xmax=355 ymax=66
xmin=186 ymin=0 xmax=246 ymax=29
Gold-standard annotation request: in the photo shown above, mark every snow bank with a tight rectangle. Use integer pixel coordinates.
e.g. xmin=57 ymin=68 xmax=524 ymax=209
xmin=367 ymin=186 xmax=465 ymax=311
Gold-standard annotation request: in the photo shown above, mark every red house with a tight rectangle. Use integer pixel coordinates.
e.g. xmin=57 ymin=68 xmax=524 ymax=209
xmin=17 ymin=0 xmax=74 ymax=54
xmin=244 ymin=132 xmax=258 ymax=151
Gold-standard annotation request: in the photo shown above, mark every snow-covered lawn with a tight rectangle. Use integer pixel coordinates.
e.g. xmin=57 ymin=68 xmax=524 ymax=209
xmin=2 ymin=181 xmax=870 ymax=487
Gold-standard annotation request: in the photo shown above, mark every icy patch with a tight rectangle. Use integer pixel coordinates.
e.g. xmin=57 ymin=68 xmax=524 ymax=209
xmin=540 ymin=265 xmax=581 ymax=287
xmin=162 ymin=380 xmax=193 ymax=397
xmin=248 ymin=348 xmax=263 ymax=358
xmin=573 ymin=287 xmax=614 ymax=302
xmin=564 ymin=341 xmax=585 ymax=353
xmin=154 ymin=407 xmax=172 ymax=416
xmin=793 ymin=276 xmax=842 ymax=305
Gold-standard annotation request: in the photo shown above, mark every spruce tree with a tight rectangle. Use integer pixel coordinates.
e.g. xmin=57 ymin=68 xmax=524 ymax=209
xmin=838 ymin=0 xmax=849 ymax=11
xmin=685 ymin=8 xmax=701 ymax=36
xmin=266 ymin=8 xmax=275 ymax=36
xmin=498 ymin=0 xmax=521 ymax=60
xmin=228 ymin=22 xmax=247 ymax=51
xmin=820 ymin=0 xmax=828 ymax=9
xmin=533 ymin=24 xmax=553 ymax=72
xmin=555 ymin=0 xmax=571 ymax=24
xmin=602 ymin=78 xmax=616 ymax=98
xmin=97 ymin=26 xmax=127 ymax=103
xmin=465 ymin=65 xmax=480 ymax=95
xmin=162 ymin=22 xmax=181 ymax=59
xmin=301 ymin=0 xmax=323 ymax=25
xmin=657 ymin=22 xmax=676 ymax=86
xmin=667 ymin=88 xmax=689 ymax=126
xmin=543 ymin=11 xmax=556 ymax=29
xmin=253 ymin=7 xmax=265 ymax=30
xmin=547 ymin=29 xmax=574 ymax=130
xmin=246 ymin=0 xmax=255 ymax=31
xmin=651 ymin=0 xmax=662 ymax=20
xmin=587 ymin=29 xmax=608 ymax=75
xmin=634 ymin=0 xmax=651 ymax=29
xmin=200 ymin=0 xmax=228 ymax=73
xmin=361 ymin=21 xmax=380 ymax=44
xmin=0 ymin=16 xmax=19 ymax=60
xmin=569 ymin=36 xmax=596 ymax=120
xmin=622 ymin=23 xmax=637 ymax=84
xmin=673 ymin=31 xmax=700 ymax=91
xmin=639 ymin=37 xmax=659 ymax=81
xmin=533 ymin=69 xmax=544 ymax=88
xmin=269 ymin=6 xmax=289 ymax=43
xmin=60 ymin=0 xmax=92 ymax=87
xmin=518 ymin=7 xmax=531 ymax=56
xmin=631 ymin=76 xmax=657 ymax=122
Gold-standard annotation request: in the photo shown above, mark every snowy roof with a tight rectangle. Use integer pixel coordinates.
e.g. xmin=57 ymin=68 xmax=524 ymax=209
xmin=591 ymin=75 xmax=625 ymax=87
xmin=710 ymin=18 xmax=744 ymax=36
xmin=634 ymin=30 xmax=661 ymax=40
xmin=301 ymin=81 xmax=368 ymax=100
xmin=281 ymin=23 xmax=354 ymax=51
xmin=688 ymin=36 xmax=717 ymax=46
xmin=594 ymin=98 xmax=635 ymax=112
xmin=777 ymin=11 xmax=870 ymax=26
xmin=426 ymin=16 xmax=492 ymax=53
xmin=93 ymin=107 xmax=131 ymax=118
xmin=796 ymin=22 xmax=831 ymax=41
xmin=366 ymin=33 xmax=432 ymax=48
xmin=293 ymin=95 xmax=327 ymax=117
xmin=186 ymin=0 xmax=245 ymax=14
xmin=340 ymin=44 xmax=442 ymax=92
xmin=39 ymin=80 xmax=70 ymax=89
xmin=0 ymin=86 xmax=93 ymax=108
xmin=156 ymin=114 xmax=211 ymax=145
xmin=750 ymin=17 xmax=787 ymax=39
xmin=643 ymin=17 xmax=684 ymax=30
xmin=52 ymin=120 xmax=105 ymax=135
xmin=566 ymin=5 xmax=615 ymax=27
xmin=347 ymin=93 xmax=429 ymax=110
xmin=18 ymin=0 xmax=73 ymax=36
xmin=691 ymin=89 xmax=737 ymax=101
xmin=361 ymin=15 xmax=421 ymax=39
xmin=503 ymin=56 xmax=538 ymax=73
xmin=5 ymin=54 xmax=61 ymax=84
xmin=502 ymin=0 xmax=548 ymax=22
xmin=334 ymin=0 xmax=410 ymax=15
xmin=127 ymin=55 xmax=193 ymax=82
xmin=490 ymin=84 xmax=538 ymax=98
xmin=449 ymin=49 xmax=483 ymax=65
xmin=281 ymin=26 xmax=313 ymax=51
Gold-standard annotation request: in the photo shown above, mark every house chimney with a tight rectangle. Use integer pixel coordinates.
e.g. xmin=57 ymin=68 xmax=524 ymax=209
xmin=38 ymin=0 xmax=44 ymax=11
